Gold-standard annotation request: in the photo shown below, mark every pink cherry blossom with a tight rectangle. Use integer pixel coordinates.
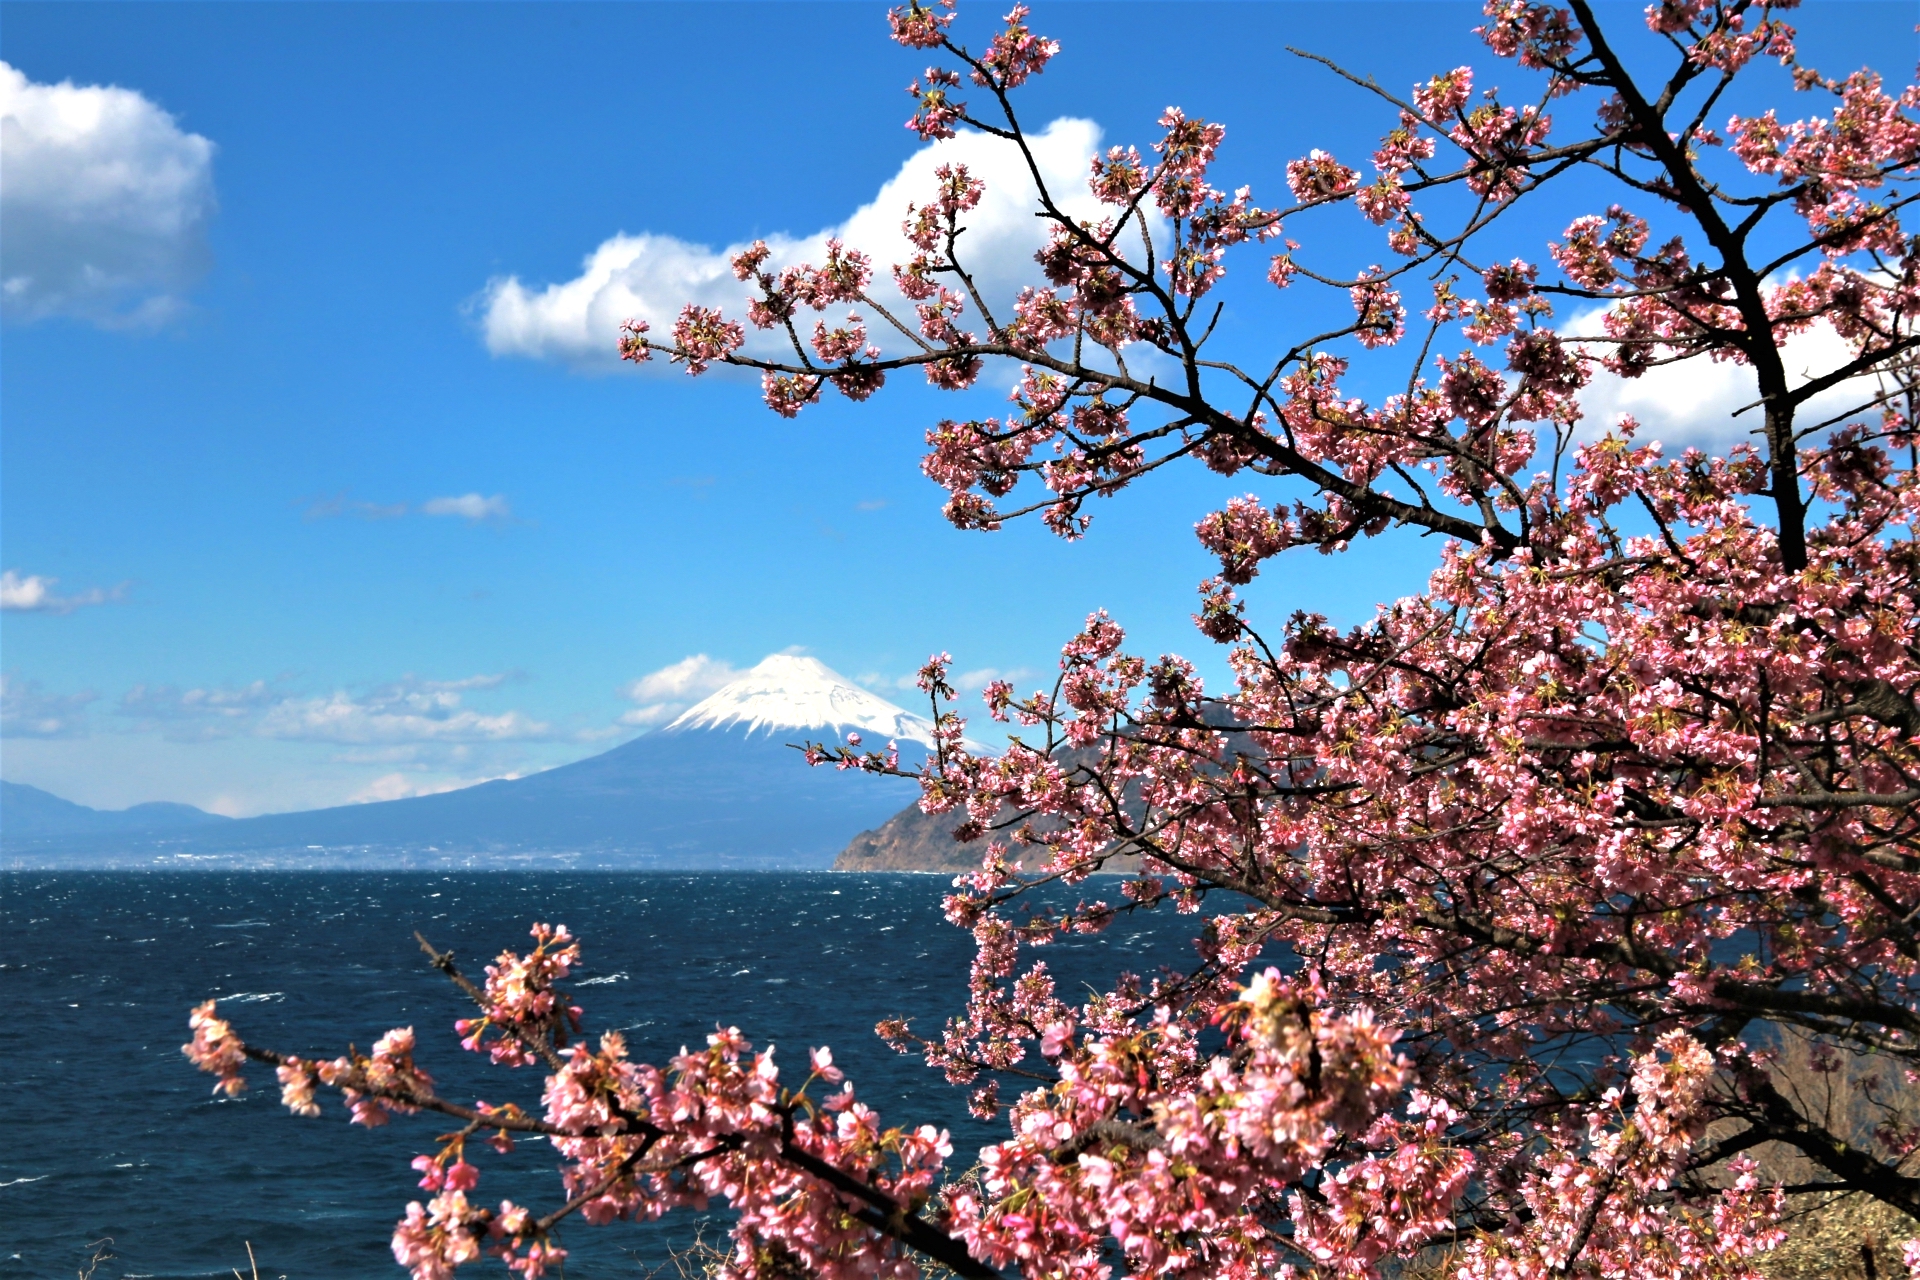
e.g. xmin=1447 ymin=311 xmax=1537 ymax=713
xmin=887 ymin=0 xmax=953 ymax=50
xmin=182 ymin=1000 xmax=247 ymax=1097
xmin=975 ymin=6 xmax=1058 ymax=90
xmin=668 ymin=306 xmax=744 ymax=375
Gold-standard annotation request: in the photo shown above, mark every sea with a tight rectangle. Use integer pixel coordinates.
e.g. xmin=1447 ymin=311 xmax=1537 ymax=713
xmin=1 ymin=871 xmax=1208 ymax=1280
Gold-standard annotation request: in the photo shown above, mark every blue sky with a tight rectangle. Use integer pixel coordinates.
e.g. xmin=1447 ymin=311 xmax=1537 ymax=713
xmin=2 ymin=1 xmax=1910 ymax=814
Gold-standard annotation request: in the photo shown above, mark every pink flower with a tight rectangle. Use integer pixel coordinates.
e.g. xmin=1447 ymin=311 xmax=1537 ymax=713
xmin=811 ymin=314 xmax=869 ymax=364
xmin=391 ymin=1191 xmax=483 ymax=1280
xmin=1089 ymin=146 xmax=1148 ymax=205
xmin=762 ymin=371 xmax=822 ymax=419
xmin=887 ymin=0 xmax=952 ymax=49
xmin=182 ymin=1000 xmax=247 ymax=1097
xmin=1350 ymin=270 xmax=1406 ymax=348
xmin=975 ymin=6 xmax=1058 ymax=90
xmin=809 ymin=1046 xmax=845 ymax=1082
xmin=905 ymin=67 xmax=965 ymax=140
xmin=616 ymin=318 xmax=651 ymax=363
xmin=1286 ymin=149 xmax=1359 ymax=203
xmin=1413 ymin=66 xmax=1474 ymax=119
xmin=730 ymin=239 xmax=771 ymax=282
xmin=669 ymin=305 xmax=745 ymax=375
xmin=277 ymin=1057 xmax=320 ymax=1116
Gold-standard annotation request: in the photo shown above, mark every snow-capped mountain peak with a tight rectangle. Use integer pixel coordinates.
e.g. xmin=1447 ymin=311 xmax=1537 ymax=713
xmin=665 ymin=654 xmax=937 ymax=747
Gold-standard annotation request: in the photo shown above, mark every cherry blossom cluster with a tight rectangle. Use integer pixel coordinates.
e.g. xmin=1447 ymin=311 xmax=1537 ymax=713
xmin=454 ymin=922 xmax=583 ymax=1068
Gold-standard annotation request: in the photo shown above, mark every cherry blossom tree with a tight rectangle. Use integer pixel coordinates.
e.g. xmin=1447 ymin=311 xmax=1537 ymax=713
xmin=190 ymin=1 xmax=1920 ymax=1277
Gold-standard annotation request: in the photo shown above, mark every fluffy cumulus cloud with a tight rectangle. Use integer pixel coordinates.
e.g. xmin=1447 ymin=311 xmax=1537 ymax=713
xmin=0 ymin=569 xmax=124 ymax=613
xmin=480 ymin=117 xmax=1117 ymax=368
xmin=0 ymin=61 xmax=216 ymax=325
xmin=0 ymin=674 xmax=97 ymax=738
xmin=618 ymin=654 xmax=739 ymax=727
xmin=1570 ymin=308 xmax=1885 ymax=449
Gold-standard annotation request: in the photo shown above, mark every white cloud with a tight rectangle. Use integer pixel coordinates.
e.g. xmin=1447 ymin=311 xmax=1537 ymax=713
xmin=304 ymin=493 xmax=409 ymax=521
xmin=1570 ymin=309 xmax=1886 ymax=449
xmin=618 ymin=654 xmax=739 ymax=727
xmin=113 ymin=671 xmax=550 ymax=745
xmin=856 ymin=665 xmax=1036 ymax=696
xmin=327 ymin=743 xmax=489 ymax=766
xmin=119 ymin=680 xmax=276 ymax=734
xmin=422 ymin=493 xmax=512 ymax=522
xmin=0 ymin=60 xmax=216 ymax=325
xmin=0 ymin=674 xmax=96 ymax=738
xmin=954 ymin=665 xmax=1038 ymax=693
xmin=480 ymin=117 xmax=1119 ymax=368
xmin=0 ymin=569 xmax=124 ymax=613
xmin=258 ymin=674 xmax=546 ymax=744
xmin=302 ymin=492 xmax=514 ymax=523
xmin=348 ymin=770 xmax=522 ymax=804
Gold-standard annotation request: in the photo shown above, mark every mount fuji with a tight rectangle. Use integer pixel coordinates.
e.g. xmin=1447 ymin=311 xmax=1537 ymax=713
xmin=2 ymin=655 xmax=935 ymax=867
xmin=661 ymin=654 xmax=937 ymax=745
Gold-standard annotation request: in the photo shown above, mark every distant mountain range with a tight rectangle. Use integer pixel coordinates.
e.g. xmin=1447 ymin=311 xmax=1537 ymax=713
xmin=2 ymin=655 xmax=931 ymax=868
xmin=0 ymin=781 xmax=230 ymax=839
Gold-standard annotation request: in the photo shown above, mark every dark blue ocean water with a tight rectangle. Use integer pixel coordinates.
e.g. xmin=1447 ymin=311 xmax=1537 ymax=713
xmin=1 ymin=872 xmax=1207 ymax=1280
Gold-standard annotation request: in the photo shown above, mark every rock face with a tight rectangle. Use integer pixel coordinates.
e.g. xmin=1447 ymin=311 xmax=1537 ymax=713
xmin=835 ymin=802 xmax=990 ymax=874
xmin=834 ymin=747 xmax=1141 ymax=875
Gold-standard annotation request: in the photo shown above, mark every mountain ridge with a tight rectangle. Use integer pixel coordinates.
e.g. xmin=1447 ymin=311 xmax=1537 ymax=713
xmin=0 ymin=780 xmax=230 ymax=839
xmin=2 ymin=655 xmax=926 ymax=867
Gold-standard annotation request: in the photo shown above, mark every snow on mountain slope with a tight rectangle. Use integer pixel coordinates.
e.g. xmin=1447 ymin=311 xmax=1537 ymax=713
xmin=665 ymin=654 xmax=937 ymax=747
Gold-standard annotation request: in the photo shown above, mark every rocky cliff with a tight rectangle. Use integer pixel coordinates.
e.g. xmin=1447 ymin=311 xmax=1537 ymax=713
xmin=834 ymin=801 xmax=989 ymax=873
xmin=834 ymin=745 xmax=1142 ymax=874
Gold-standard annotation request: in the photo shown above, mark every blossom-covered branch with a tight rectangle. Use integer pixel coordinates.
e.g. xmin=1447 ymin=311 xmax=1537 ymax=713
xmin=188 ymin=927 xmax=1447 ymax=1280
